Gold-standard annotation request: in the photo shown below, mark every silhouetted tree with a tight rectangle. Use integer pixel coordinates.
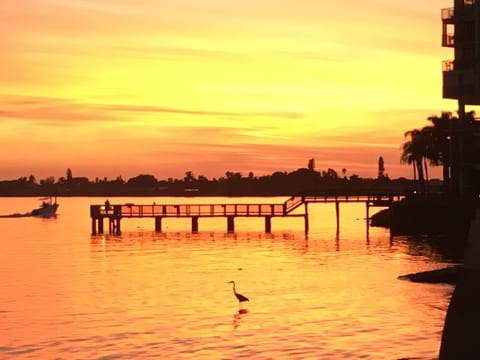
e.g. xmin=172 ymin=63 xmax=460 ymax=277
xmin=40 ymin=176 xmax=55 ymax=185
xmin=225 ymin=171 xmax=242 ymax=180
xmin=401 ymin=129 xmax=426 ymax=190
xmin=323 ymin=168 xmax=338 ymax=179
xmin=308 ymin=158 xmax=315 ymax=172
xmin=197 ymin=175 xmax=208 ymax=182
xmin=66 ymin=168 xmax=73 ymax=182
xmin=378 ymin=157 xmax=385 ymax=179
xmin=400 ymin=111 xmax=475 ymax=190
xmin=184 ymin=171 xmax=195 ymax=183
xmin=127 ymin=174 xmax=158 ymax=187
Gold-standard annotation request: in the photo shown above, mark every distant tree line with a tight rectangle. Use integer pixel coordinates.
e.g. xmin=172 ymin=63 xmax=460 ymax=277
xmin=4 ymin=110 xmax=478 ymax=197
xmin=0 ymin=162 xmax=420 ymax=197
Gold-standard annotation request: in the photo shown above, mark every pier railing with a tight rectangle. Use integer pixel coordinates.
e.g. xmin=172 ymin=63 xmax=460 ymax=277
xmin=283 ymin=196 xmax=304 ymax=214
xmin=91 ymin=194 xmax=404 ymax=219
xmin=303 ymin=194 xmax=404 ymax=204
xmin=92 ymin=202 xmax=288 ymax=218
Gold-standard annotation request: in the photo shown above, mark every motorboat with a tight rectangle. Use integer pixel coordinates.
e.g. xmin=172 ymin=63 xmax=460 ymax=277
xmin=30 ymin=197 xmax=59 ymax=217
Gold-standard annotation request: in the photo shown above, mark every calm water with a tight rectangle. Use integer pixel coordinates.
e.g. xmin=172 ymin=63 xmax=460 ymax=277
xmin=0 ymin=197 xmax=457 ymax=359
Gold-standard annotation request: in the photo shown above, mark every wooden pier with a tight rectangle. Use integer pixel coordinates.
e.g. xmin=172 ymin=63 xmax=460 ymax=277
xmin=90 ymin=194 xmax=404 ymax=235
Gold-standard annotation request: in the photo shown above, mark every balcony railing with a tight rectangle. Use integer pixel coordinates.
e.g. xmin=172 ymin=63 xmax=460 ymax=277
xmin=442 ymin=33 xmax=455 ymax=47
xmin=443 ymin=60 xmax=455 ymax=72
xmin=442 ymin=7 xmax=454 ymax=20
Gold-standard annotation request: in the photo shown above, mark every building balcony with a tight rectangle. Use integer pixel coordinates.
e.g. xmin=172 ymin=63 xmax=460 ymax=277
xmin=443 ymin=60 xmax=455 ymax=72
xmin=442 ymin=33 xmax=455 ymax=47
xmin=442 ymin=7 xmax=454 ymax=21
xmin=442 ymin=1 xmax=476 ymax=23
xmin=443 ymin=65 xmax=480 ymax=104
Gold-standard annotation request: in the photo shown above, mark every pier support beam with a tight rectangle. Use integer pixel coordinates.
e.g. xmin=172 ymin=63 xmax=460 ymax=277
xmin=108 ymin=218 xmax=121 ymax=235
xmin=115 ymin=218 xmax=121 ymax=235
xmin=304 ymin=214 xmax=309 ymax=236
xmin=92 ymin=219 xmax=97 ymax=235
xmin=335 ymin=201 xmax=340 ymax=231
xmin=98 ymin=218 xmax=104 ymax=234
xmin=155 ymin=216 xmax=162 ymax=232
xmin=366 ymin=203 xmax=370 ymax=242
xmin=192 ymin=216 xmax=199 ymax=233
xmin=227 ymin=216 xmax=235 ymax=233
xmin=304 ymin=202 xmax=310 ymax=237
xmin=265 ymin=216 xmax=272 ymax=233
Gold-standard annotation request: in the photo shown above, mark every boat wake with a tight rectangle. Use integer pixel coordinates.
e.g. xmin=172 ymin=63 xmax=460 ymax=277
xmin=0 ymin=212 xmax=30 ymax=218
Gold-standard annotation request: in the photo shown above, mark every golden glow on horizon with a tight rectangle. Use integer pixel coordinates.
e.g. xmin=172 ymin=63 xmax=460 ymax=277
xmin=0 ymin=0 xmax=468 ymax=180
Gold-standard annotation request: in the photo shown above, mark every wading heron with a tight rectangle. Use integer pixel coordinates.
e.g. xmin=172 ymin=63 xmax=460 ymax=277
xmin=227 ymin=281 xmax=249 ymax=309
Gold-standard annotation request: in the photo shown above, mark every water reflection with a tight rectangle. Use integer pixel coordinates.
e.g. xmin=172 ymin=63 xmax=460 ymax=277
xmin=0 ymin=197 xmax=458 ymax=359
xmin=89 ymin=229 xmax=460 ymax=265
xmin=232 ymin=309 xmax=249 ymax=331
xmin=396 ymin=234 xmax=465 ymax=263
xmin=90 ymin=231 xmax=313 ymax=254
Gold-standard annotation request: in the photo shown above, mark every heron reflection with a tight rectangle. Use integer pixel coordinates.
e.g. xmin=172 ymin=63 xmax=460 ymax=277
xmin=232 ymin=310 xmax=249 ymax=330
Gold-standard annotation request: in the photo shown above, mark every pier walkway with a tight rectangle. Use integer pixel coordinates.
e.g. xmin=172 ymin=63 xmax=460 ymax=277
xmin=90 ymin=194 xmax=404 ymax=235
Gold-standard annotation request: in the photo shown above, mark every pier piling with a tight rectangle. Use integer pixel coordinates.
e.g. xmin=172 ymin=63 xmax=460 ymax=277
xmin=192 ymin=216 xmax=199 ymax=233
xmin=98 ymin=218 xmax=104 ymax=234
xmin=265 ymin=216 xmax=272 ymax=233
xmin=227 ymin=216 xmax=235 ymax=233
xmin=155 ymin=217 xmax=162 ymax=232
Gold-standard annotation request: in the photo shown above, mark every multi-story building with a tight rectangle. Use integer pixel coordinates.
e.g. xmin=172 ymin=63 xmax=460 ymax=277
xmin=441 ymin=0 xmax=480 ymax=195
xmin=442 ymin=0 xmax=480 ymax=104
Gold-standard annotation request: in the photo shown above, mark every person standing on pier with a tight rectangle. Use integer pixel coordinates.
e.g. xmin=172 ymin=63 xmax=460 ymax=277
xmin=104 ymin=199 xmax=111 ymax=214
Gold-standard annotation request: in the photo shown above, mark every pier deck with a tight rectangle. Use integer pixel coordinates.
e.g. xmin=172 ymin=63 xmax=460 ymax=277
xmin=90 ymin=194 xmax=405 ymax=235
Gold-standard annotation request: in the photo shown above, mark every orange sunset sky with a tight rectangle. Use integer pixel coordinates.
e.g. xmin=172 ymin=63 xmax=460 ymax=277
xmin=0 ymin=0 xmax=475 ymax=181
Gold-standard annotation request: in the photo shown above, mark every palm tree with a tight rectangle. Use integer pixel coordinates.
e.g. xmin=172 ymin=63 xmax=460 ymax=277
xmin=426 ymin=112 xmax=455 ymax=186
xmin=401 ymin=111 xmax=475 ymax=193
xmin=401 ymin=129 xmax=426 ymax=189
xmin=418 ymin=125 xmax=441 ymax=182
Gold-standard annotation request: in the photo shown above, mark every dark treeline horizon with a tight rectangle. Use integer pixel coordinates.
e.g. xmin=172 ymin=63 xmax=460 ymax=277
xmin=0 ymin=162 xmax=441 ymax=197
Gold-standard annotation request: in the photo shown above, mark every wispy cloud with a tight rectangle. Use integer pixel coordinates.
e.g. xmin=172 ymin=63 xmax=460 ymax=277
xmin=98 ymin=103 xmax=303 ymax=119
xmin=0 ymin=94 xmax=304 ymax=124
xmin=42 ymin=0 xmax=137 ymax=15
